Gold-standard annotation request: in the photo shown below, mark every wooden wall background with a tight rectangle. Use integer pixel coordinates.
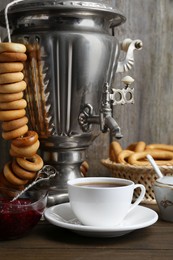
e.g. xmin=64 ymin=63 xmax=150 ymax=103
xmin=0 ymin=0 xmax=173 ymax=177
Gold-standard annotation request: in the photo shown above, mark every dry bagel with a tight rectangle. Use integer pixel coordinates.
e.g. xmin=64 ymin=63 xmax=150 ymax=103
xmin=0 ymin=42 xmax=26 ymax=53
xmin=146 ymin=144 xmax=173 ymax=152
xmin=0 ymin=171 xmax=24 ymax=190
xmin=0 ymin=91 xmax=24 ymax=102
xmin=117 ymin=150 xmax=134 ymax=164
xmin=0 ymin=99 xmax=27 ymax=110
xmin=128 ymin=150 xmax=173 ymax=166
xmin=0 ymin=52 xmax=27 ymax=62
xmin=134 ymin=141 xmax=146 ymax=152
xmin=0 ymin=72 xmax=24 ymax=84
xmin=10 ymin=140 xmax=40 ymax=157
xmin=12 ymin=131 xmax=38 ymax=147
xmin=2 ymin=125 xmax=28 ymax=140
xmin=0 ymin=62 xmax=24 ymax=73
xmin=1 ymin=116 xmax=28 ymax=131
xmin=0 ymin=109 xmax=26 ymax=121
xmin=109 ymin=141 xmax=123 ymax=162
xmin=0 ymin=80 xmax=26 ymax=94
xmin=16 ymin=154 xmax=44 ymax=172
xmin=3 ymin=162 xmax=28 ymax=186
xmin=11 ymin=159 xmax=37 ymax=180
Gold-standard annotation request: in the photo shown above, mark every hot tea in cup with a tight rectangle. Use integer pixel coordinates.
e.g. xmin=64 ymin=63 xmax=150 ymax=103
xmin=67 ymin=177 xmax=146 ymax=227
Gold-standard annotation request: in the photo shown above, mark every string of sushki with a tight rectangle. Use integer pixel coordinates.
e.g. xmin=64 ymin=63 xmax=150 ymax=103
xmin=0 ymin=0 xmax=44 ymax=191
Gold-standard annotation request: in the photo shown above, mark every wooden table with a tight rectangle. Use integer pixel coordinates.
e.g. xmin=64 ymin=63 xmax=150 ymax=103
xmin=0 ymin=204 xmax=173 ymax=260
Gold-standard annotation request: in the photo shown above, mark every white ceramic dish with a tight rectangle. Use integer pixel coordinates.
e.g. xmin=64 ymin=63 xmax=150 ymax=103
xmin=44 ymin=203 xmax=158 ymax=238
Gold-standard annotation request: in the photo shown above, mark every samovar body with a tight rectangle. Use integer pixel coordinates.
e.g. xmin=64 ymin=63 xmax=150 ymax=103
xmin=0 ymin=0 xmax=141 ymax=204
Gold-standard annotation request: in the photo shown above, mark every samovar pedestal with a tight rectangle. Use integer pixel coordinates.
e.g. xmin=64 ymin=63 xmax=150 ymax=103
xmin=41 ymin=149 xmax=86 ymax=205
xmin=39 ymin=135 xmax=92 ymax=205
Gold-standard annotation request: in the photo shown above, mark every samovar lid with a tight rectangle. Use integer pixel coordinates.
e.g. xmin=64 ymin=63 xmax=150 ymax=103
xmin=0 ymin=0 xmax=126 ymax=28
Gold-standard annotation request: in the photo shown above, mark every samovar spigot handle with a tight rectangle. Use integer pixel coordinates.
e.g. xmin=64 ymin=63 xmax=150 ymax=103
xmin=78 ymin=83 xmax=123 ymax=139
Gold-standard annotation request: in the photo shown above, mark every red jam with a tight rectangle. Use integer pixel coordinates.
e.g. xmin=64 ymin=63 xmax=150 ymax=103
xmin=0 ymin=198 xmax=43 ymax=240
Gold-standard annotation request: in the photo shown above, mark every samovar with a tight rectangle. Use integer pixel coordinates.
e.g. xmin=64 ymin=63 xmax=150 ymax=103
xmin=0 ymin=0 xmax=142 ymax=205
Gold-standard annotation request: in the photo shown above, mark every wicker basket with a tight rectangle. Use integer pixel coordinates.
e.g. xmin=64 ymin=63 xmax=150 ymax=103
xmin=101 ymin=158 xmax=173 ymax=204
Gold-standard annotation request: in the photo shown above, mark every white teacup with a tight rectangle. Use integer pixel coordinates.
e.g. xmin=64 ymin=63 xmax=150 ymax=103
xmin=67 ymin=177 xmax=146 ymax=227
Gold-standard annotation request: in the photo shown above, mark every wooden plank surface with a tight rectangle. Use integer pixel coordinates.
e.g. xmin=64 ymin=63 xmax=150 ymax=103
xmin=0 ymin=1 xmax=173 ymax=176
xmin=0 ymin=205 xmax=173 ymax=260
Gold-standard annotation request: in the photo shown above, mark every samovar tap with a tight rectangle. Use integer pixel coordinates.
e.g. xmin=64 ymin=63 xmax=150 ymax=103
xmin=100 ymin=83 xmax=123 ymax=139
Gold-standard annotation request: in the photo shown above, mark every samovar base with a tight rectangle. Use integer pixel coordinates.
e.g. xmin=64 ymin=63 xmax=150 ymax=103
xmin=40 ymin=149 xmax=85 ymax=206
xmin=47 ymin=189 xmax=69 ymax=206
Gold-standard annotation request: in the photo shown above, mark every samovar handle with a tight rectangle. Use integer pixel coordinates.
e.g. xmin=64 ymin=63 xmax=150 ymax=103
xmin=116 ymin=38 xmax=143 ymax=73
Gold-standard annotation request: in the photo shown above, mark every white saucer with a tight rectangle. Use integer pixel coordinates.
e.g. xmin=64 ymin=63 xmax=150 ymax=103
xmin=44 ymin=203 xmax=158 ymax=238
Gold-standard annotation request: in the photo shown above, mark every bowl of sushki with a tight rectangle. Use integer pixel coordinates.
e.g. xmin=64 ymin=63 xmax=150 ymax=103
xmin=101 ymin=141 xmax=173 ymax=204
